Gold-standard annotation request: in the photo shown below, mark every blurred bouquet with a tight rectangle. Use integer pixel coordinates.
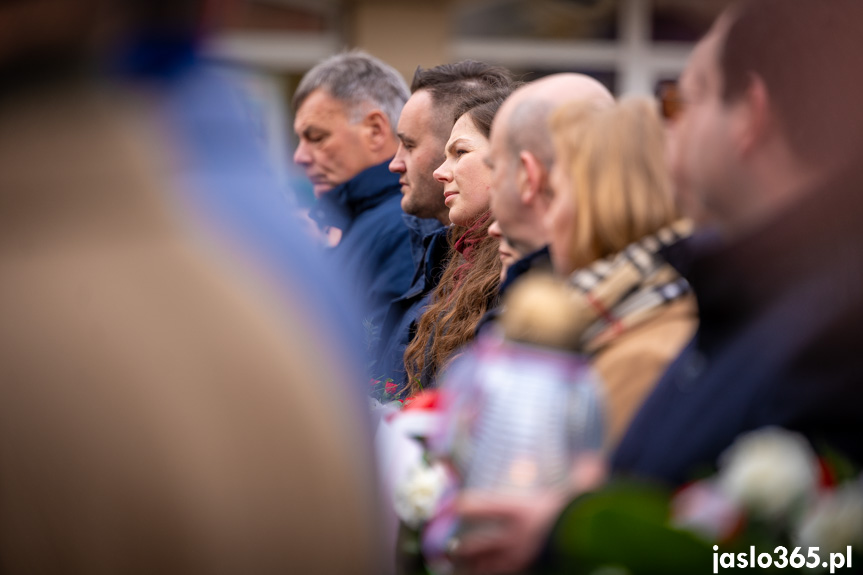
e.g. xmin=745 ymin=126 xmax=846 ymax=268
xmin=389 ymin=273 xmax=608 ymax=574
xmin=387 ymin=331 xmax=604 ymax=575
xmin=370 ymin=377 xmax=401 ymax=404
xmin=549 ymin=427 xmax=863 ymax=574
xmin=383 ymin=390 xmax=456 ymax=575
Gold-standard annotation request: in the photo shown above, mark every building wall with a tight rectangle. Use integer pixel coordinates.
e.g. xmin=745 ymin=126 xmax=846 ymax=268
xmin=350 ymin=1 xmax=452 ymax=83
xmin=203 ymin=0 xmax=730 ymax=196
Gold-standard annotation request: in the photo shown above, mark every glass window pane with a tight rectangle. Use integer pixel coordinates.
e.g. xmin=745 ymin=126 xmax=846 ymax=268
xmin=651 ymin=0 xmax=733 ymax=42
xmin=456 ymin=0 xmax=620 ymax=41
xmin=219 ymin=0 xmax=336 ymax=33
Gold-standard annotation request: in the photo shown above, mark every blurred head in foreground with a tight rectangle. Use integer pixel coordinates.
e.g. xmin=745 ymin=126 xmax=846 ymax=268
xmin=669 ymin=0 xmax=863 ymax=237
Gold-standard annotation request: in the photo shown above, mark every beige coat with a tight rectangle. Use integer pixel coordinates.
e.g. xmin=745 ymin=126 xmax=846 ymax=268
xmin=593 ymin=295 xmax=697 ymax=448
xmin=0 ymin=86 xmax=381 ymax=574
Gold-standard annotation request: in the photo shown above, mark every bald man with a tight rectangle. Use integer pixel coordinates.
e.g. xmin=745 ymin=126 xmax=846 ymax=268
xmin=484 ymin=74 xmax=614 ymax=294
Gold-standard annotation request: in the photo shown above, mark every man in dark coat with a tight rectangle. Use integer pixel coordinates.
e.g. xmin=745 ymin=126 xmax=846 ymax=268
xmin=475 ymin=74 xmax=614 ymax=335
xmin=612 ymin=0 xmax=863 ymax=485
xmin=293 ymin=52 xmax=419 ymax=365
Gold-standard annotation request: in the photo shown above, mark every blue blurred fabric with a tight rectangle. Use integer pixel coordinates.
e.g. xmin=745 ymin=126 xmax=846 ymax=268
xmin=164 ymin=64 xmax=367 ymax=374
xmin=113 ymin=39 xmax=369 ymax=396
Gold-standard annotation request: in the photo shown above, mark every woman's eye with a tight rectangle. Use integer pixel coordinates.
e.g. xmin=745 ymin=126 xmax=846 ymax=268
xmin=455 ymin=148 xmax=468 ymax=157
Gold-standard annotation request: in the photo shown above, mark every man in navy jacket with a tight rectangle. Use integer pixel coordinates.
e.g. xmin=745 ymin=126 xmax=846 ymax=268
xmin=294 ymin=51 xmax=418 ymax=368
xmin=379 ymin=61 xmax=514 ymax=391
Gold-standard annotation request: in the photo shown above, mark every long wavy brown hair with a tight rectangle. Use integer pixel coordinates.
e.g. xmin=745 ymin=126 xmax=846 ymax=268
xmin=403 ymin=89 xmax=515 ymax=395
xmin=404 ymin=214 xmax=501 ymax=394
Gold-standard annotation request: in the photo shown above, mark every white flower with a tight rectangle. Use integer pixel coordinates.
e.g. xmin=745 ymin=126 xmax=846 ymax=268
xmin=717 ymin=427 xmax=819 ymax=520
xmin=394 ymin=461 xmax=449 ymax=529
xmin=797 ymin=481 xmax=863 ymax=553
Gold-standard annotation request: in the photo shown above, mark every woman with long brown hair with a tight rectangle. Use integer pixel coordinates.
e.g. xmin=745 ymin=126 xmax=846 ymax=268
xmin=402 ymin=87 xmax=516 ymax=395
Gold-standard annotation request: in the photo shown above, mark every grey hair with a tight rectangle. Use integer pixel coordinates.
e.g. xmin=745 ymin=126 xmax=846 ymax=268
xmin=292 ymin=50 xmax=409 ymax=135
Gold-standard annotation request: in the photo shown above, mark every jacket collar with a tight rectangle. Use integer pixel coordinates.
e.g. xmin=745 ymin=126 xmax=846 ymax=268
xmin=499 ymin=245 xmax=551 ymax=297
xmin=396 ymin=225 xmax=450 ymax=302
xmin=310 ymin=159 xmax=400 ymax=230
xmin=403 ymin=214 xmax=445 ymax=272
xmin=423 ymin=226 xmax=451 ymax=292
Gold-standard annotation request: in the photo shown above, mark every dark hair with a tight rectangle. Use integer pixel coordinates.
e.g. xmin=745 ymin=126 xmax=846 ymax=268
xmin=453 ymin=85 xmax=519 ymax=138
xmin=719 ymin=0 xmax=863 ymax=169
xmin=0 ymin=0 xmax=204 ymax=72
xmin=126 ymin=1 xmax=204 ymax=32
xmin=404 ymin=215 xmax=501 ymax=393
xmin=411 ymin=60 xmax=513 ymax=101
xmin=409 ymin=60 xmax=515 ymax=133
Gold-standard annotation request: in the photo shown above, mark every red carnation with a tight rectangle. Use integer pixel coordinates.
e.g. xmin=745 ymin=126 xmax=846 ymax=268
xmin=403 ymin=389 xmax=440 ymax=411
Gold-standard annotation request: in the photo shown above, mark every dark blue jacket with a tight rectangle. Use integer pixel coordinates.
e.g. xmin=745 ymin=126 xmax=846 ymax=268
xmin=475 ymin=246 xmax=552 ymax=336
xmin=499 ymin=245 xmax=552 ymax=297
xmin=612 ymin=169 xmax=863 ymax=486
xmin=374 ymin=223 xmax=450 ymax=389
xmin=310 ymin=160 xmax=417 ymax=364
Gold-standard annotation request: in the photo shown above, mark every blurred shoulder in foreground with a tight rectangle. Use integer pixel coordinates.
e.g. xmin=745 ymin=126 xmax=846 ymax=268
xmin=0 ymin=1 xmax=381 ymax=573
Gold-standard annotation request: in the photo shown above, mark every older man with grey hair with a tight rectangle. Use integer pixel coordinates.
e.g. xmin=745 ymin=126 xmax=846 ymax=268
xmin=294 ymin=51 xmax=426 ymax=370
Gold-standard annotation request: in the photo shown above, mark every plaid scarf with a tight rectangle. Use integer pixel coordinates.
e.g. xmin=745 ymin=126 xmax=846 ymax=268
xmin=568 ymin=220 xmax=693 ymax=354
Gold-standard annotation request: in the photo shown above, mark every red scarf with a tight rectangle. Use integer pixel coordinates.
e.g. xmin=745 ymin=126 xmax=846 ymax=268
xmin=452 ymin=211 xmax=492 ymax=287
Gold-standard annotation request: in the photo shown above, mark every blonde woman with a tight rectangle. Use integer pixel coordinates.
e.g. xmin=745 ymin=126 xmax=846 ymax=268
xmin=544 ymin=96 xmax=697 ymax=446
